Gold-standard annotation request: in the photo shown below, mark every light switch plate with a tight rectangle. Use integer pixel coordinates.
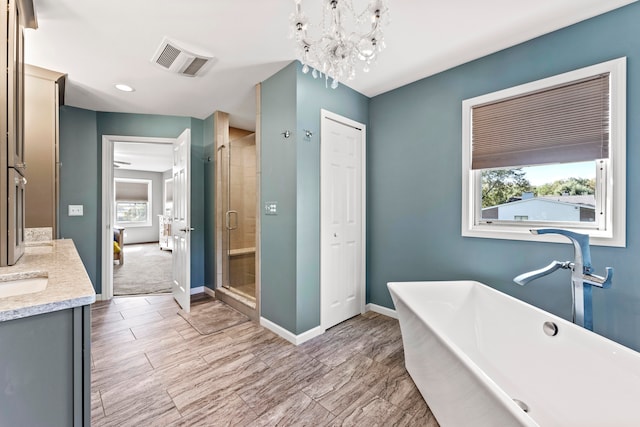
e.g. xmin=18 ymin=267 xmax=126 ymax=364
xmin=68 ymin=205 xmax=84 ymax=216
xmin=265 ymin=201 xmax=278 ymax=215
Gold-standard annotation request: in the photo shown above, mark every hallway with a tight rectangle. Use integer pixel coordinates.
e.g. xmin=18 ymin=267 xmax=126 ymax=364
xmin=90 ymin=294 xmax=438 ymax=426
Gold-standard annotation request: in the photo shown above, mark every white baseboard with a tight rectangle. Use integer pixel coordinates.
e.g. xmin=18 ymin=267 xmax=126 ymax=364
xmin=366 ymin=303 xmax=398 ymax=319
xmin=203 ymin=286 xmax=215 ymax=297
xmin=95 ymin=293 xmax=104 ymax=302
xmin=260 ymin=317 xmax=325 ymax=346
xmin=190 ymin=286 xmax=204 ymax=295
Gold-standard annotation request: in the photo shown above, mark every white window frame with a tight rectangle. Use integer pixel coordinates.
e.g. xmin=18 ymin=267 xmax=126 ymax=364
xmin=461 ymin=57 xmax=626 ymax=247
xmin=114 ymin=178 xmax=153 ymax=227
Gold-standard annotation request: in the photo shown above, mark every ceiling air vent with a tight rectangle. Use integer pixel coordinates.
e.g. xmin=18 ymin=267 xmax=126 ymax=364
xmin=151 ymin=38 xmax=214 ymax=77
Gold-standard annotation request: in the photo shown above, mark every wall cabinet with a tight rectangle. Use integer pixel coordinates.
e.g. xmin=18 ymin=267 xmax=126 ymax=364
xmin=1 ymin=0 xmax=37 ymax=266
xmin=25 ymin=64 xmax=66 ymax=233
xmin=0 ymin=306 xmax=91 ymax=426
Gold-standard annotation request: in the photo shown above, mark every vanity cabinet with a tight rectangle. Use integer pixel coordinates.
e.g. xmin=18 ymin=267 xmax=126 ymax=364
xmin=0 ymin=305 xmax=91 ymax=427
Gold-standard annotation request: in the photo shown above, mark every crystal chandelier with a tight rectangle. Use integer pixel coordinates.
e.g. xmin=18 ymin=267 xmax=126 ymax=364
xmin=290 ymin=0 xmax=389 ymax=89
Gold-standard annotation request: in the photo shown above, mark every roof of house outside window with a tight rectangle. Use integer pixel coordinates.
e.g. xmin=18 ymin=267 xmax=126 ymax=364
xmin=483 ymin=195 xmax=595 ymax=210
xmin=482 ymin=195 xmax=595 ymax=222
xmin=539 ymin=194 xmax=595 ymax=207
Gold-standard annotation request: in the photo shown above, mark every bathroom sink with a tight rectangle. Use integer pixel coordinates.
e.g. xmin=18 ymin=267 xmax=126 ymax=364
xmin=0 ymin=272 xmax=48 ymax=298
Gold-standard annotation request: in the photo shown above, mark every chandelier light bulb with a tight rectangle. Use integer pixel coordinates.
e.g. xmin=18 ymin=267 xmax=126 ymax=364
xmin=290 ymin=0 xmax=389 ymax=89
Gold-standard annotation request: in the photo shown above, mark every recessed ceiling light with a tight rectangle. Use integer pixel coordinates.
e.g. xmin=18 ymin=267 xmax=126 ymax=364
xmin=115 ymin=84 xmax=135 ymax=92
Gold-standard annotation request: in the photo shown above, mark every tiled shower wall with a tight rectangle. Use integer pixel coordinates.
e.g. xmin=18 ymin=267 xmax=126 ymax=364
xmin=229 ymin=134 xmax=256 ymax=291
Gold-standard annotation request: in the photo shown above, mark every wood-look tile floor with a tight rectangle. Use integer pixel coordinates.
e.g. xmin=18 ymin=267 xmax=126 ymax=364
xmin=91 ymin=294 xmax=440 ymax=426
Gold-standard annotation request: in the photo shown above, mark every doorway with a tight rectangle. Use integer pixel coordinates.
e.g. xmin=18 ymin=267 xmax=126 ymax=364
xmin=101 ymin=131 xmax=192 ymax=313
xmin=320 ymin=109 xmax=366 ymax=330
xmin=214 ymin=111 xmax=260 ymax=320
xmin=111 ymin=142 xmax=173 ymax=296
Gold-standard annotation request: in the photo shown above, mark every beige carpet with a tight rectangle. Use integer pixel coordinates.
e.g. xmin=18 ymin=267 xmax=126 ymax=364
xmin=179 ymin=299 xmax=249 ymax=335
xmin=113 ymin=243 xmax=172 ymax=296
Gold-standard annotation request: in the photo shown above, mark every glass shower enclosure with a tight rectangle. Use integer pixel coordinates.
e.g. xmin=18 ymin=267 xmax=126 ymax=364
xmin=220 ymin=133 xmax=256 ymax=300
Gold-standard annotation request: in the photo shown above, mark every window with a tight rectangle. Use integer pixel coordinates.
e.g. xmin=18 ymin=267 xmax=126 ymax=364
xmin=115 ymin=178 xmax=152 ymax=226
xmin=462 ymin=57 xmax=626 ymax=247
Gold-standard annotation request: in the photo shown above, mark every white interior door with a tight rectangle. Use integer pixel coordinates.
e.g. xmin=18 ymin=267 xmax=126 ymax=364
xmin=321 ymin=110 xmax=365 ymax=329
xmin=172 ymin=129 xmax=191 ymax=312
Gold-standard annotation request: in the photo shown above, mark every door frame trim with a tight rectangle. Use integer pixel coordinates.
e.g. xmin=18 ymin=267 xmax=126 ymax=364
xmin=100 ymin=134 xmax=176 ymax=300
xmin=320 ymin=109 xmax=367 ymax=330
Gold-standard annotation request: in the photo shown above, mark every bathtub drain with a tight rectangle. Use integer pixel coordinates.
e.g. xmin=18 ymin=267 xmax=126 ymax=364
xmin=513 ymin=399 xmax=529 ymax=413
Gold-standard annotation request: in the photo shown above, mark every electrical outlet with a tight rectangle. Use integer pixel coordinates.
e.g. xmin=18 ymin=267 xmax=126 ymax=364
xmin=265 ymin=202 xmax=278 ymax=215
xmin=68 ymin=205 xmax=84 ymax=216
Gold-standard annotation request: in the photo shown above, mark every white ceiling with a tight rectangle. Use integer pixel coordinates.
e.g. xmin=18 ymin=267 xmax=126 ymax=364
xmin=25 ymin=0 xmax=637 ymax=131
xmin=114 ymin=141 xmax=173 ymax=173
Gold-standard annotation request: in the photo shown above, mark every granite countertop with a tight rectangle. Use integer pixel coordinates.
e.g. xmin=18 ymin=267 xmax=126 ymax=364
xmin=0 ymin=239 xmax=96 ymax=322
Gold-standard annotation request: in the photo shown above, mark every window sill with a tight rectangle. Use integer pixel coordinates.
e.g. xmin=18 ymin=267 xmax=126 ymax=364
xmin=462 ymin=224 xmax=625 ymax=247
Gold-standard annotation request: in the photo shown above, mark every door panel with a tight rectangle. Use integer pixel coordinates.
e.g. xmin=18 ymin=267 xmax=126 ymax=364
xmin=321 ymin=113 xmax=365 ymax=329
xmin=221 ymin=133 xmax=257 ymax=299
xmin=171 ymin=129 xmax=191 ymax=312
xmin=7 ymin=169 xmax=25 ymax=265
xmin=7 ymin=0 xmax=25 ymax=168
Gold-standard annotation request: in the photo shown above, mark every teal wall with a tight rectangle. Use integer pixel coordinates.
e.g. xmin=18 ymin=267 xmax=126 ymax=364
xmin=203 ymin=113 xmax=216 ymax=289
xmin=96 ymin=113 xmax=191 ymax=138
xmin=189 ymin=117 xmax=206 ymax=288
xmin=368 ymin=3 xmax=640 ymax=350
xmin=58 ymin=109 xmax=207 ymax=294
xmin=261 ymin=63 xmax=298 ymax=333
xmin=58 ymin=106 xmax=98 ymax=286
xmin=260 ymin=62 xmax=369 ymax=334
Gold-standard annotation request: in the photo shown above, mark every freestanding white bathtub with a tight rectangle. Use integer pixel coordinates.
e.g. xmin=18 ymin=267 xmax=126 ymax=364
xmin=388 ymin=280 xmax=640 ymax=427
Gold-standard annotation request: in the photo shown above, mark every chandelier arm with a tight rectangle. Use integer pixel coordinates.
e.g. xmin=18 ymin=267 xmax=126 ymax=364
xmin=352 ymin=26 xmax=380 ymax=42
xmin=347 ymin=8 xmax=384 ymax=45
xmin=296 ymin=36 xmax=320 ymax=49
xmin=360 ymin=11 xmax=384 ymax=38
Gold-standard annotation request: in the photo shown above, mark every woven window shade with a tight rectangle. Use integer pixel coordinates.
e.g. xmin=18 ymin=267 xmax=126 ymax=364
xmin=115 ymin=181 xmax=149 ymax=202
xmin=471 ymin=73 xmax=610 ymax=170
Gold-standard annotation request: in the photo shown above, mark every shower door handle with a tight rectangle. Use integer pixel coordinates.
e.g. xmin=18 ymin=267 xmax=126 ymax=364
xmin=225 ymin=210 xmax=238 ymax=230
